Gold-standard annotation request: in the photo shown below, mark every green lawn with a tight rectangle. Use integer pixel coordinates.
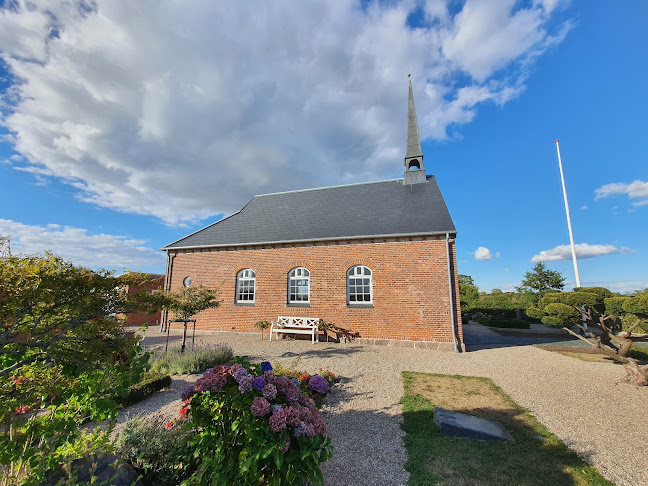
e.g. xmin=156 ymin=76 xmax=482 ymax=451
xmin=400 ymin=372 xmax=614 ymax=486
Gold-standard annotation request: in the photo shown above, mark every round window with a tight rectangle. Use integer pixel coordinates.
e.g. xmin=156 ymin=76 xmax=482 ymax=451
xmin=182 ymin=276 xmax=192 ymax=287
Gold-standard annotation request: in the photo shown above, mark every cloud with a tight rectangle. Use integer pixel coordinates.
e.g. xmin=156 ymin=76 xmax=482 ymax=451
xmin=595 ymin=180 xmax=648 ymax=207
xmin=531 ymin=243 xmax=625 ymax=262
xmin=474 ymin=246 xmax=494 ymax=260
xmin=0 ymin=219 xmax=164 ymax=270
xmin=0 ymin=0 xmax=571 ymax=224
xmin=580 ymin=205 xmax=588 ymax=210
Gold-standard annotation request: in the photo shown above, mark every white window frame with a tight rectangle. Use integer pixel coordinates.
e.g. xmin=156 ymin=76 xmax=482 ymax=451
xmin=347 ymin=265 xmax=372 ymax=304
xmin=236 ymin=269 xmax=256 ymax=304
xmin=288 ymin=267 xmax=310 ymax=304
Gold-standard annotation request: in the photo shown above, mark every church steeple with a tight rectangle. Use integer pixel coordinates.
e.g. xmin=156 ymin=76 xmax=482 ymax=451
xmin=403 ymin=75 xmax=427 ymax=184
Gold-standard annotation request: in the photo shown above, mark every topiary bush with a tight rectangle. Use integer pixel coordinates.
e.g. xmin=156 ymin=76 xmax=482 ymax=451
xmin=177 ymin=358 xmax=333 ymax=485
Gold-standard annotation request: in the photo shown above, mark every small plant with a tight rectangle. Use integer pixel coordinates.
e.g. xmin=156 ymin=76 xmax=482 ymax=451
xmin=149 ymin=343 xmax=233 ymax=375
xmin=177 ymin=358 xmax=333 ymax=485
xmin=255 ymin=320 xmax=272 ymax=340
xmin=317 ymin=319 xmax=336 ymax=342
xmin=118 ymin=414 xmax=190 ymax=486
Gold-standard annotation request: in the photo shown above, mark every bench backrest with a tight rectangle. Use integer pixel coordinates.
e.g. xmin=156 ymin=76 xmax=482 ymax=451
xmin=277 ymin=316 xmax=319 ymax=328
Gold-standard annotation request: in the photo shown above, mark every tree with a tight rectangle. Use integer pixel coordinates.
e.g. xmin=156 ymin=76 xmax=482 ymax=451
xmin=533 ymin=286 xmax=648 ymax=385
xmin=165 ymin=285 xmax=220 ymax=321
xmin=516 ymin=262 xmax=565 ymax=298
xmin=458 ymin=274 xmax=479 ymax=312
xmin=0 ymin=253 xmax=165 ymax=483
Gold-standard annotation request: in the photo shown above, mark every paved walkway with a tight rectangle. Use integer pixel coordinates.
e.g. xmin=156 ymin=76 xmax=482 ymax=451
xmin=136 ymin=326 xmax=647 ymax=486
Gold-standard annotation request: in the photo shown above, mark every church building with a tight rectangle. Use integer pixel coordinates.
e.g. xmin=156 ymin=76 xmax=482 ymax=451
xmin=162 ymin=79 xmax=463 ymax=351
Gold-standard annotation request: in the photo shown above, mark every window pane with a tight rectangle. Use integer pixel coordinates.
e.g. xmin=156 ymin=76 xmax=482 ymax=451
xmin=363 ymin=294 xmax=370 ymax=301
xmin=365 ymin=268 xmax=371 ymax=275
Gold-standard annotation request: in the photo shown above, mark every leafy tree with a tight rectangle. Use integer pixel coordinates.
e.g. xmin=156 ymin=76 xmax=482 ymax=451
xmin=165 ymin=285 xmax=220 ymax=321
xmin=458 ymin=274 xmax=479 ymax=312
xmin=516 ymin=262 xmax=565 ymax=298
xmin=0 ymin=253 xmax=165 ymax=483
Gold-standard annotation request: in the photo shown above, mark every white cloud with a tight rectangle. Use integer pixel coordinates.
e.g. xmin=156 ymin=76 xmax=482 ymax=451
xmin=0 ymin=219 xmax=164 ymax=270
xmin=531 ymin=243 xmax=625 ymax=262
xmin=474 ymin=246 xmax=494 ymax=260
xmin=580 ymin=205 xmax=588 ymax=210
xmin=0 ymin=0 xmax=571 ymax=224
xmin=595 ymin=180 xmax=648 ymax=207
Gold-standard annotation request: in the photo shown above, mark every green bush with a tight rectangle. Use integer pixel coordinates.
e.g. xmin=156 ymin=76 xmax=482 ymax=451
xmin=178 ymin=358 xmax=333 ymax=485
xmin=117 ymin=414 xmax=190 ymax=486
xmin=149 ymin=343 xmax=233 ymax=375
xmin=476 ymin=317 xmax=530 ymax=329
xmin=115 ymin=372 xmax=172 ymax=408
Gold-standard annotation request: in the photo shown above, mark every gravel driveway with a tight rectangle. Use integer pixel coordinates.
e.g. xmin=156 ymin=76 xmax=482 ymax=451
xmin=126 ymin=325 xmax=648 ymax=486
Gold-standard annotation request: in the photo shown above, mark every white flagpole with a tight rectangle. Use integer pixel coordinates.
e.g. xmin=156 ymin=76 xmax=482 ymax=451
xmin=555 ymin=139 xmax=581 ymax=288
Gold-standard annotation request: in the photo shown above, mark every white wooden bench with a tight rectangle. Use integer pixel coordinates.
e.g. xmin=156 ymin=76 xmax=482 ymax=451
xmin=269 ymin=316 xmax=320 ymax=343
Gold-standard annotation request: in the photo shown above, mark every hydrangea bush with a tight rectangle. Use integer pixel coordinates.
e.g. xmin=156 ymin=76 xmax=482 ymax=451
xmin=177 ymin=359 xmax=333 ymax=485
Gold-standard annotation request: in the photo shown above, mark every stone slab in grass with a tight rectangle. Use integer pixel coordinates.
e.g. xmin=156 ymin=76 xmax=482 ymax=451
xmin=433 ymin=407 xmax=514 ymax=441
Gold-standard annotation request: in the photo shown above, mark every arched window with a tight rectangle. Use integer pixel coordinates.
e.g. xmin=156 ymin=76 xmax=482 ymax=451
xmin=348 ymin=266 xmax=372 ymax=304
xmin=288 ymin=267 xmax=310 ymax=304
xmin=236 ymin=269 xmax=256 ymax=304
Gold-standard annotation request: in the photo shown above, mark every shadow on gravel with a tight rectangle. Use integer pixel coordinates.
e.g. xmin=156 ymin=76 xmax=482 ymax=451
xmin=279 ymin=345 xmax=367 ymax=360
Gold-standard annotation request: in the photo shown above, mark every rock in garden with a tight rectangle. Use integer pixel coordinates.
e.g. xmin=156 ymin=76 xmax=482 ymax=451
xmin=433 ymin=407 xmax=514 ymax=441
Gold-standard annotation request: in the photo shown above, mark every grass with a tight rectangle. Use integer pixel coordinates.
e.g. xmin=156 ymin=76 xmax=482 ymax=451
xmin=400 ymin=372 xmax=614 ymax=486
xmin=149 ymin=343 xmax=234 ymax=375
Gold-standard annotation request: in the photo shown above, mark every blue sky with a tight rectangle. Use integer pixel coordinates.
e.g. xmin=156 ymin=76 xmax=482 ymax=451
xmin=0 ymin=1 xmax=646 ymax=293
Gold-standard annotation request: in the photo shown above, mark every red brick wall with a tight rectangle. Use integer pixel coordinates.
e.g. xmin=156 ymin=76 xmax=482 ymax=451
xmin=167 ymin=237 xmax=462 ymax=347
xmin=124 ymin=275 xmax=164 ymax=326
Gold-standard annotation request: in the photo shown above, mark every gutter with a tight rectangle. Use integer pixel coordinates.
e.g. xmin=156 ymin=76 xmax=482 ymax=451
xmin=446 ymin=233 xmax=460 ymax=353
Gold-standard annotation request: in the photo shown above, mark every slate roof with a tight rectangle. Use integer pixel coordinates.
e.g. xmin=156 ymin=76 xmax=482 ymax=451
xmin=162 ymin=176 xmax=456 ymax=250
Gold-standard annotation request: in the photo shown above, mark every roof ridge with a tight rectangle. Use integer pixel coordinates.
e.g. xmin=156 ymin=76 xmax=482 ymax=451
xmin=254 ymin=176 xmax=425 ymax=198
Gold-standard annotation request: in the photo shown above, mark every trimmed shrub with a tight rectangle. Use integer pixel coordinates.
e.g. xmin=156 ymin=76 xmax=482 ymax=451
xmin=116 ymin=372 xmax=172 ymax=408
xmin=149 ymin=343 xmax=234 ymax=375
xmin=476 ymin=317 xmax=530 ymax=329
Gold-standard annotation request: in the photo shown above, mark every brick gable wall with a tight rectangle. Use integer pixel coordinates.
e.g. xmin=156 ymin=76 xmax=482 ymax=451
xmin=167 ymin=237 xmax=462 ymax=350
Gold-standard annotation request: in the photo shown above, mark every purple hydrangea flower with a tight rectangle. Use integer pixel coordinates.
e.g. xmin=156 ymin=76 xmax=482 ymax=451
xmin=233 ymin=368 xmax=248 ymax=383
xmin=238 ymin=375 xmax=254 ymax=394
xmin=293 ymin=421 xmax=308 ymax=438
xmin=180 ymin=384 xmax=196 ymax=401
xmin=268 ymin=409 xmax=287 ymax=432
xmin=262 ymin=383 xmax=277 ymax=400
xmin=284 ymin=406 xmax=301 ymax=427
xmin=251 ymin=397 xmax=271 ymax=417
xmin=260 ymin=361 xmax=273 ymax=372
xmin=272 ymin=404 xmax=283 ymax=414
xmin=253 ymin=376 xmax=265 ymax=391
xmin=308 ymin=375 xmax=330 ymax=394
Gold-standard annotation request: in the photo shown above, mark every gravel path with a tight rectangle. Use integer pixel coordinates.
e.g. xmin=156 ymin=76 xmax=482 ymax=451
xmin=125 ymin=327 xmax=648 ymax=486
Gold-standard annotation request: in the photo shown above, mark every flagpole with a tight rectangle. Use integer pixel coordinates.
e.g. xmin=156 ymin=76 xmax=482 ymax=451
xmin=555 ymin=139 xmax=581 ymax=288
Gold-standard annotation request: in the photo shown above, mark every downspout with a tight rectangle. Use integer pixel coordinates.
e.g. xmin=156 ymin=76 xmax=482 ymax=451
xmin=161 ymin=251 xmax=175 ymax=331
xmin=446 ymin=233 xmax=460 ymax=353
